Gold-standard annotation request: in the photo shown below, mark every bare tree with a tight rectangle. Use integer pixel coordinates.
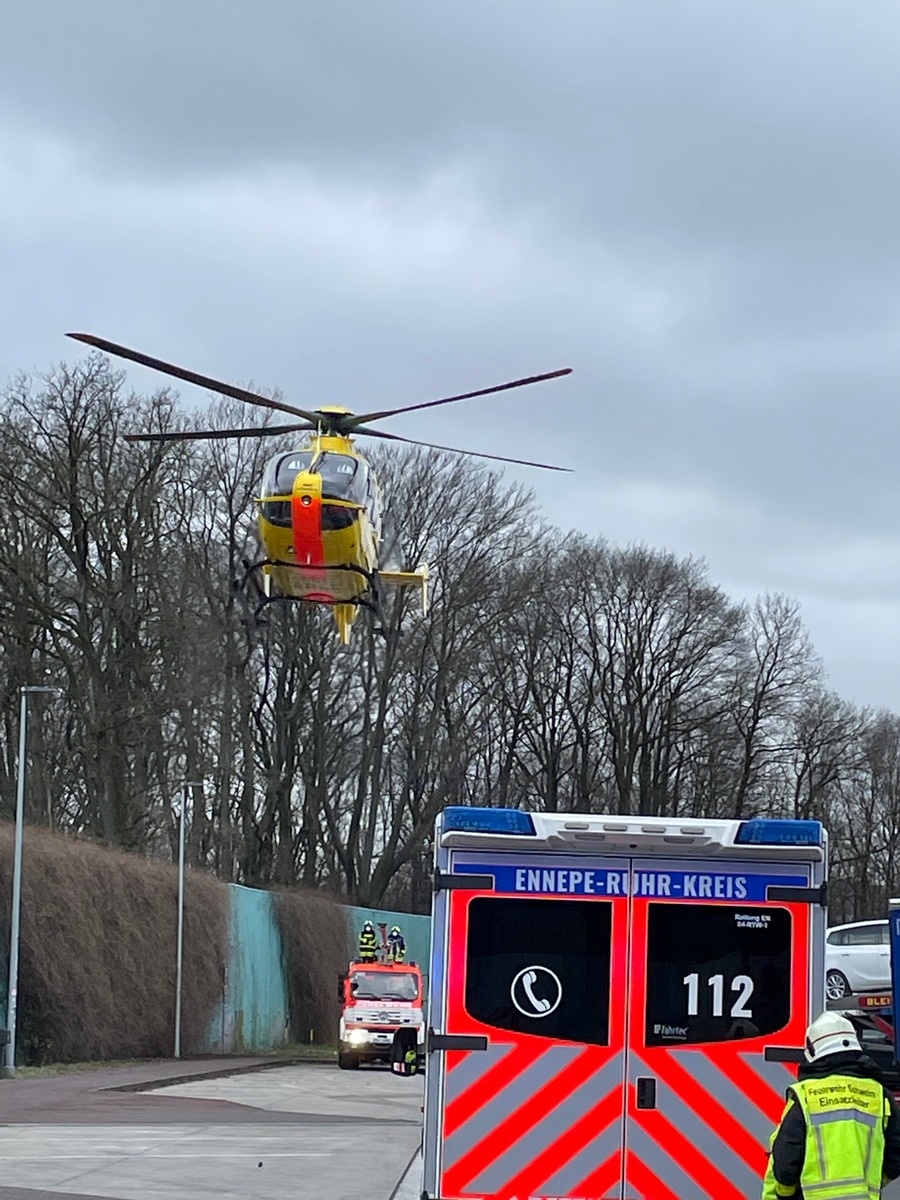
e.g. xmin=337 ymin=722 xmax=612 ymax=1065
xmin=0 ymin=354 xmax=893 ymax=920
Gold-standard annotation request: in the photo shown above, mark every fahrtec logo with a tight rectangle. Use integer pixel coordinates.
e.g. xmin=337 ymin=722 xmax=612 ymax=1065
xmin=653 ymin=1023 xmax=688 ymax=1038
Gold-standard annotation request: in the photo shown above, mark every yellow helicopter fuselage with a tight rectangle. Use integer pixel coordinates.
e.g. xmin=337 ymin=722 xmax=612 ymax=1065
xmin=255 ymin=428 xmax=427 ymax=642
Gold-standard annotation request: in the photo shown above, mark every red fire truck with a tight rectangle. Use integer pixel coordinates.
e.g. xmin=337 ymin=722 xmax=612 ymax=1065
xmin=338 ymin=957 xmax=425 ymax=1070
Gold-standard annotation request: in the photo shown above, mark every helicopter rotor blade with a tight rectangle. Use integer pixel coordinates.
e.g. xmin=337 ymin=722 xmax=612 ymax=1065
xmin=66 ymin=333 xmax=322 ymax=423
xmin=123 ymin=422 xmax=316 ymax=444
xmin=355 ymin=427 xmax=571 ymax=472
xmin=347 ymin=367 xmax=573 ymax=428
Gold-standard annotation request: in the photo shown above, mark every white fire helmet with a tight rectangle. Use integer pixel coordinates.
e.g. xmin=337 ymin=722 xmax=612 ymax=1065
xmin=804 ymin=1011 xmax=862 ymax=1063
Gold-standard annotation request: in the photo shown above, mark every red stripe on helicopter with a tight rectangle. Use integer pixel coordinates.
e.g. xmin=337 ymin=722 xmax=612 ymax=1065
xmin=291 ymin=490 xmax=335 ymax=600
xmin=291 ymin=491 xmax=325 ymax=567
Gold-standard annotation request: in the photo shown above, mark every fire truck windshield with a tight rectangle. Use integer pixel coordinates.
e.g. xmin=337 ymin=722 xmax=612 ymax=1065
xmin=351 ymin=972 xmax=418 ymax=1001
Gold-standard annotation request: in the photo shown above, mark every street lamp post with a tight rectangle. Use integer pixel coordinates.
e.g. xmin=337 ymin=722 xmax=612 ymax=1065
xmin=2 ymin=685 xmax=60 ymax=1080
xmin=174 ymin=781 xmax=202 ymax=1060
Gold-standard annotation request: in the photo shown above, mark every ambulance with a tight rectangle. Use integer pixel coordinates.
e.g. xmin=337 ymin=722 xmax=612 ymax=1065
xmin=417 ymin=806 xmax=827 ymax=1200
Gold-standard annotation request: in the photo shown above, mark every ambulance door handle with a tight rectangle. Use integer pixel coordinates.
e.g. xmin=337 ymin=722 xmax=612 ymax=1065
xmin=635 ymin=1077 xmax=657 ymax=1110
xmin=766 ymin=883 xmax=827 ymax=905
xmin=434 ymin=872 xmax=495 ymax=892
xmin=765 ymin=1046 xmax=805 ymax=1064
xmin=428 ymin=1031 xmax=489 ymax=1053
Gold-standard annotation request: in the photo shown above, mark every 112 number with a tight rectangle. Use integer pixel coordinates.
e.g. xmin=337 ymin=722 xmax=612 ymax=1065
xmin=682 ymin=973 xmax=754 ymax=1018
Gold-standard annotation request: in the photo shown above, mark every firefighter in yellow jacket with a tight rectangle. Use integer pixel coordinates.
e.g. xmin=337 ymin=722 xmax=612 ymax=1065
xmin=763 ymin=1011 xmax=900 ymax=1199
xmin=357 ymin=921 xmax=378 ymax=963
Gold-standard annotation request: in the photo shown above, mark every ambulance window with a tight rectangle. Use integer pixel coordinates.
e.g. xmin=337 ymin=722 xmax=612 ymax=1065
xmin=464 ymin=898 xmax=612 ymax=1045
xmin=644 ymin=904 xmax=791 ymax=1047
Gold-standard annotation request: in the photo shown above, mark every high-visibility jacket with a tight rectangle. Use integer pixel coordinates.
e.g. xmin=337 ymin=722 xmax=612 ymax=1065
xmin=358 ymin=930 xmax=378 ymax=960
xmin=763 ymin=1072 xmax=892 ymax=1200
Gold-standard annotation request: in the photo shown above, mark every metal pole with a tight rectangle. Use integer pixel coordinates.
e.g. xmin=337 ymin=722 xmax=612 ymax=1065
xmin=2 ymin=691 xmax=29 ymax=1079
xmin=174 ymin=785 xmax=187 ymax=1060
xmin=3 ymin=685 xmax=58 ymax=1080
xmin=174 ymin=781 xmax=201 ymax=1060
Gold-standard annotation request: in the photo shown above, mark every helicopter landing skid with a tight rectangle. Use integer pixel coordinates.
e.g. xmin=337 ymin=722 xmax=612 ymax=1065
xmin=235 ymin=559 xmax=386 ymax=636
xmin=237 ymin=557 xmax=377 ymax=588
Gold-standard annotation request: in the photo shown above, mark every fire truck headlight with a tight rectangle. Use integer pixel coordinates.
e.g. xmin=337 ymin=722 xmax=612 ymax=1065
xmin=348 ymin=1030 xmax=368 ymax=1046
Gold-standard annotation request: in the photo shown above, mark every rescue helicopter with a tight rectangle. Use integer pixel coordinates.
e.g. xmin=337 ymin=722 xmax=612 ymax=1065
xmin=66 ymin=333 xmax=572 ymax=643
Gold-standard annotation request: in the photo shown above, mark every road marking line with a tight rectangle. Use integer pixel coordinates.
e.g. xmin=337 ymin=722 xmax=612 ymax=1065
xmin=0 ymin=1153 xmax=333 ymax=1159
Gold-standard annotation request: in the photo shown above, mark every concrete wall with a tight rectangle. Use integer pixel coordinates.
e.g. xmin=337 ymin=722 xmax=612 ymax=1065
xmin=205 ymin=884 xmax=291 ymax=1053
xmin=199 ymin=889 xmax=431 ymax=1053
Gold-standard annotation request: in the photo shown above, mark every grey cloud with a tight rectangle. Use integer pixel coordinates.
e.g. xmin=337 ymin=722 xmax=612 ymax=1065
xmin=6 ymin=2 xmax=900 ymax=342
xmin=5 ymin=4 xmax=899 ymax=220
xmin=3 ymin=0 xmax=900 ymax=704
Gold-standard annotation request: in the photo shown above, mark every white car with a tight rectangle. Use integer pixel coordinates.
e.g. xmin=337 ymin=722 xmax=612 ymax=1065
xmin=825 ymin=919 xmax=891 ymax=1000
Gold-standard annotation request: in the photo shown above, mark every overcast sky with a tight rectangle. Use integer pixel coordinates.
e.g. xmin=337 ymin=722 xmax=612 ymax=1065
xmin=2 ymin=1 xmax=899 ymax=707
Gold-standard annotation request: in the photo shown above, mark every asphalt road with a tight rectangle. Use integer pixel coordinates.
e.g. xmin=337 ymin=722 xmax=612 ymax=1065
xmin=4 ymin=1058 xmax=898 ymax=1200
xmin=0 ymin=1060 xmax=423 ymax=1200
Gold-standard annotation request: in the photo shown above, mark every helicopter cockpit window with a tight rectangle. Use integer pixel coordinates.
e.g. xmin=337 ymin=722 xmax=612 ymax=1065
xmin=318 ymin=454 xmax=368 ymax=505
xmin=260 ymin=452 xmax=369 ymax=504
xmin=261 ymin=452 xmax=315 ymax=496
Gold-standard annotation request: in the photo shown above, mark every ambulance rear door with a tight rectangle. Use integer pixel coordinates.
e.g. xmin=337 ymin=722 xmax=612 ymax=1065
xmin=624 ymin=856 xmax=821 ymax=1200
xmin=422 ymin=812 xmax=826 ymax=1200
xmin=424 ymin=850 xmax=631 ymax=1200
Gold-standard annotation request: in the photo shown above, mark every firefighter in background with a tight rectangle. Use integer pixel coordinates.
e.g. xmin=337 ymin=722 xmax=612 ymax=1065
xmin=387 ymin=925 xmax=406 ymax=962
xmin=391 ymin=1029 xmax=419 ymax=1075
xmin=358 ymin=921 xmax=378 ymax=963
xmin=763 ymin=1011 xmax=900 ymax=1199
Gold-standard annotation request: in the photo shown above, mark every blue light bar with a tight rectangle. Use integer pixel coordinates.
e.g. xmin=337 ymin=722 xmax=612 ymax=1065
xmin=735 ymin=818 xmax=823 ymax=846
xmin=442 ymin=807 xmax=536 ymax=835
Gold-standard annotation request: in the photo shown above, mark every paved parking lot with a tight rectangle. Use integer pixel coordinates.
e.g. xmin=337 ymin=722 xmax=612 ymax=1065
xmin=0 ymin=1062 xmax=423 ymax=1200
xmin=3 ymin=1058 xmax=900 ymax=1200
xmin=157 ymin=1061 xmax=422 ymax=1123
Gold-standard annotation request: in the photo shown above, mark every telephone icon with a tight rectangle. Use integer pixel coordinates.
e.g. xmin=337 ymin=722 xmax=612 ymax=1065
xmin=522 ymin=970 xmax=551 ymax=1013
xmin=510 ymin=965 xmax=562 ymax=1018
